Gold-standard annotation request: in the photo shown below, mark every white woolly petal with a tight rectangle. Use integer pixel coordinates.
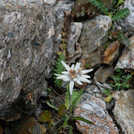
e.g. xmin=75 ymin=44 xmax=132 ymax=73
xmin=81 ymin=69 xmax=93 ymax=74
xmin=74 ymin=78 xmax=83 ymax=85
xmin=74 ymin=63 xmax=81 ymax=72
xmin=81 ymin=75 xmax=91 ymax=78
xmin=71 ymin=64 xmax=74 ymax=70
xmin=61 ymin=71 xmax=68 ymax=75
xmin=63 ymin=77 xmax=70 ymax=81
xmin=57 ymin=75 xmax=69 ymax=80
xmin=78 ymin=77 xmax=91 ymax=83
xmin=55 ymin=74 xmax=61 ymax=77
xmin=69 ymin=81 xmax=74 ymax=95
xmin=61 ymin=61 xmax=70 ymax=71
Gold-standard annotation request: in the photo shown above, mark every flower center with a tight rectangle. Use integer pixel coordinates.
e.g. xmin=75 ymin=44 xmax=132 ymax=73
xmin=69 ymin=69 xmax=77 ymax=79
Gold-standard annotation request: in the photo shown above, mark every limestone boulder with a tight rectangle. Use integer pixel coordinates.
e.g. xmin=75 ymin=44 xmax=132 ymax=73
xmin=0 ymin=0 xmax=74 ymax=121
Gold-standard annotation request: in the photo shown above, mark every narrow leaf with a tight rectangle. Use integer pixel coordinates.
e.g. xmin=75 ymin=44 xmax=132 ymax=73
xmin=65 ymin=90 xmax=81 ymax=110
xmin=73 ymin=116 xmax=95 ymax=125
xmin=50 ymin=117 xmax=65 ymax=132
xmin=46 ymin=101 xmax=59 ymax=111
xmin=63 ymin=116 xmax=70 ymax=129
xmin=70 ymin=89 xmax=83 ymax=113
xmin=70 ymin=125 xmax=73 ymax=134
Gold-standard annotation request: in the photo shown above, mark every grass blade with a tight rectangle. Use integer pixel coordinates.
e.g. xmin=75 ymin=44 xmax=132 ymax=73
xmin=73 ymin=116 xmax=95 ymax=125
xmin=46 ymin=101 xmax=59 ymax=111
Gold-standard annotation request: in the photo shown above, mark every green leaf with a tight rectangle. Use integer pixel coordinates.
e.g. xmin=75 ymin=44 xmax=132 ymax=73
xmin=104 ymin=94 xmax=113 ymax=103
xmin=114 ymin=0 xmax=124 ymax=8
xmin=46 ymin=101 xmax=59 ymax=111
xmin=58 ymin=104 xmax=67 ymax=117
xmin=112 ymin=8 xmax=130 ymax=21
xmin=110 ymin=68 xmax=132 ymax=91
xmin=102 ymin=89 xmax=111 ymax=94
xmin=73 ymin=116 xmax=95 ymax=125
xmin=111 ymin=0 xmax=117 ymax=9
xmin=53 ymin=54 xmax=66 ymax=88
xmin=70 ymin=89 xmax=83 ymax=113
xmin=50 ymin=117 xmax=65 ymax=132
xmin=63 ymin=116 xmax=70 ymax=129
xmin=69 ymin=125 xmax=73 ymax=134
xmin=65 ymin=90 xmax=81 ymax=110
xmin=38 ymin=110 xmax=52 ymax=122
xmin=88 ymin=0 xmax=108 ymax=15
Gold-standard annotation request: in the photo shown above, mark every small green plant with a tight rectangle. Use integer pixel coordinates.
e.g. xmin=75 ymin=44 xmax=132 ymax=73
xmin=88 ymin=0 xmax=108 ymax=15
xmin=88 ymin=0 xmax=130 ymax=22
xmin=54 ymin=61 xmax=94 ymax=133
xmin=109 ymin=68 xmax=132 ymax=91
xmin=45 ymin=88 xmax=94 ymax=133
xmin=102 ymin=89 xmax=113 ymax=102
xmin=53 ymin=54 xmax=65 ymax=88
xmin=111 ymin=8 xmax=130 ymax=21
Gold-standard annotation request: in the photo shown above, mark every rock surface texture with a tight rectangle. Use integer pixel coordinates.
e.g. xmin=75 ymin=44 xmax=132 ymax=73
xmin=0 ymin=0 xmax=74 ymax=121
xmin=117 ymin=0 xmax=134 ymax=35
xmin=113 ymin=90 xmax=134 ymax=134
xmin=79 ymin=15 xmax=112 ymax=68
xmin=116 ymin=36 xmax=134 ymax=69
xmin=74 ymin=96 xmax=119 ymax=134
xmin=94 ymin=65 xmax=114 ymax=83
xmin=67 ymin=22 xmax=82 ymax=58
xmin=102 ymin=41 xmax=121 ymax=65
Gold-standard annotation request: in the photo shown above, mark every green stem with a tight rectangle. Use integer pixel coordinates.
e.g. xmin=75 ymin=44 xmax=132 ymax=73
xmin=69 ymin=94 xmax=72 ymax=108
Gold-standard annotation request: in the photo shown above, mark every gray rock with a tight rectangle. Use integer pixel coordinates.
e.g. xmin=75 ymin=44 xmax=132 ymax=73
xmin=79 ymin=15 xmax=112 ymax=68
xmin=54 ymin=0 xmax=74 ymax=44
xmin=0 ymin=0 xmax=45 ymax=7
xmin=85 ymin=84 xmax=99 ymax=94
xmin=44 ymin=0 xmax=56 ymax=5
xmin=94 ymin=65 xmax=114 ymax=83
xmin=74 ymin=96 xmax=119 ymax=134
xmin=0 ymin=0 xmax=72 ymax=121
xmin=116 ymin=36 xmax=134 ymax=69
xmin=113 ymin=90 xmax=134 ymax=134
xmin=80 ymin=93 xmax=91 ymax=103
xmin=67 ymin=22 xmax=82 ymax=57
xmin=116 ymin=0 xmax=134 ymax=35
xmin=95 ymin=81 xmax=112 ymax=91
xmin=80 ymin=84 xmax=102 ymax=104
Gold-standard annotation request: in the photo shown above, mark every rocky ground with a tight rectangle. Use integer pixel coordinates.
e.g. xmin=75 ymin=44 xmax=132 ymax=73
xmin=0 ymin=0 xmax=134 ymax=134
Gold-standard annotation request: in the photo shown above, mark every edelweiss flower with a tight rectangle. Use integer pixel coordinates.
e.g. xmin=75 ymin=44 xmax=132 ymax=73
xmin=55 ymin=61 xmax=93 ymax=95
